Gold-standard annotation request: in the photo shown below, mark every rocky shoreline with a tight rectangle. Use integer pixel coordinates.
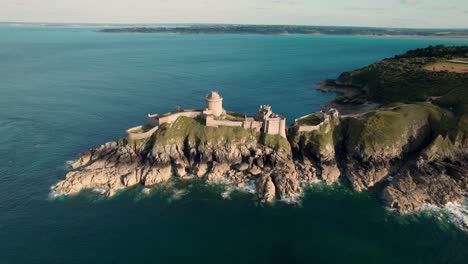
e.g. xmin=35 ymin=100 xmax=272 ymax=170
xmin=52 ymin=81 xmax=467 ymax=215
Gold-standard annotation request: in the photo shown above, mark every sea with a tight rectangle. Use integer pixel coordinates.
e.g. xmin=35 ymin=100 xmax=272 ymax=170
xmin=0 ymin=25 xmax=467 ymax=264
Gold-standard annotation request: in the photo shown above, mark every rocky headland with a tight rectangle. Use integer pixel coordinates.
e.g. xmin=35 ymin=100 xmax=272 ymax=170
xmin=53 ymin=45 xmax=468 ymax=215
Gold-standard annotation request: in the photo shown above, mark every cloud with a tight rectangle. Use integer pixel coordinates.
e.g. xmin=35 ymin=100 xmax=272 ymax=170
xmin=346 ymin=7 xmax=386 ymax=11
xmin=401 ymin=0 xmax=421 ymax=5
xmin=270 ymin=0 xmax=305 ymax=5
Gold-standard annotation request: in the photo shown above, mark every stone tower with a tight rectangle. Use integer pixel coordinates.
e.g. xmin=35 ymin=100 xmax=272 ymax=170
xmin=205 ymin=91 xmax=223 ymax=117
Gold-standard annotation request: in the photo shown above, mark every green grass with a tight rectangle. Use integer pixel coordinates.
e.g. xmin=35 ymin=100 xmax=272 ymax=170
xmin=151 ymin=116 xmax=289 ymax=150
xmin=259 ymin=134 xmax=291 ymax=150
xmin=338 ymin=45 xmax=468 ymax=146
xmin=215 ymin=113 xmax=245 ymax=121
xmin=152 ymin=116 xmax=257 ymax=146
xmin=345 ymin=103 xmax=451 ymax=157
xmin=297 ymin=115 xmax=323 ymax=126
xmin=290 ymin=116 xmax=338 ymax=154
xmin=338 ymin=46 xmax=468 ymax=113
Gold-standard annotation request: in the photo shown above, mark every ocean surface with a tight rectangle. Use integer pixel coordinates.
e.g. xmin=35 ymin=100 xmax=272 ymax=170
xmin=0 ymin=25 xmax=467 ymax=264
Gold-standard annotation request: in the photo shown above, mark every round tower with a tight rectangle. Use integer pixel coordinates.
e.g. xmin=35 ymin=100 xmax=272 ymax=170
xmin=205 ymin=91 xmax=223 ymax=117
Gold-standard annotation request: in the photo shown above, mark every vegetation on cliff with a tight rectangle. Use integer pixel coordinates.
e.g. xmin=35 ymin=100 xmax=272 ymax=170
xmin=338 ymin=45 xmax=468 ymax=151
xmin=331 ymin=46 xmax=467 ymax=212
xmin=135 ymin=116 xmax=291 ymax=150
xmin=290 ymin=115 xmax=340 ymax=155
xmin=344 ymin=103 xmax=453 ymax=157
xmin=338 ymin=46 xmax=468 ymax=114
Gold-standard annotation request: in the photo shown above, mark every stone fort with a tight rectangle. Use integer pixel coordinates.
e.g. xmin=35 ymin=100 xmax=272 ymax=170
xmin=126 ymin=91 xmax=287 ymax=140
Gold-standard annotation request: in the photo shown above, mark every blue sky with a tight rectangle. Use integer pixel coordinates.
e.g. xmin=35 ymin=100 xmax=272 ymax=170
xmin=1 ymin=0 xmax=467 ymax=28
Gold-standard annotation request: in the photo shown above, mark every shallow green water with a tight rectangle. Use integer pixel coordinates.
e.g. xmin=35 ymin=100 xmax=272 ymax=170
xmin=0 ymin=25 xmax=467 ymax=263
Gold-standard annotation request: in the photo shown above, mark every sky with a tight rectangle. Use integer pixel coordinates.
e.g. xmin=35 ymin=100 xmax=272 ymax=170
xmin=0 ymin=0 xmax=467 ymax=28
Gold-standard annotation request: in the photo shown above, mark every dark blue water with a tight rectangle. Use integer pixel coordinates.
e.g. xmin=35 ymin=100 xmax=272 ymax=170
xmin=1 ymin=26 xmax=467 ymax=264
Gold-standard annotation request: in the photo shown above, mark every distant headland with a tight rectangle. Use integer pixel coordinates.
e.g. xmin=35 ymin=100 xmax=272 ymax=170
xmin=52 ymin=45 xmax=467 ymax=217
xmin=97 ymin=24 xmax=468 ymax=39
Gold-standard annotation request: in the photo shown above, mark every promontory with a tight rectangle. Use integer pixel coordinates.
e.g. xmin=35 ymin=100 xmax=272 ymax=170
xmin=53 ymin=45 xmax=468 ymax=214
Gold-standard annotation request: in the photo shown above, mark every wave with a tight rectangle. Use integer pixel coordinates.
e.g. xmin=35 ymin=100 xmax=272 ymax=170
xmin=422 ymin=199 xmax=468 ymax=231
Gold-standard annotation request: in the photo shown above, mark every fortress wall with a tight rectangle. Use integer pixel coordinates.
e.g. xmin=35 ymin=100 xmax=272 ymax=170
xmin=148 ymin=116 xmax=159 ymax=126
xmin=279 ymin=119 xmax=287 ymax=138
xmin=242 ymin=120 xmax=263 ymax=132
xmin=297 ymin=124 xmax=321 ymax=133
xmin=158 ymin=110 xmax=203 ymax=125
xmin=126 ymin=125 xmax=143 ymax=134
xmin=266 ymin=119 xmax=280 ymax=136
xmin=294 ymin=112 xmax=325 ymax=123
xmin=126 ymin=125 xmax=160 ymax=140
xmin=206 ymin=116 xmax=243 ymax=128
xmin=295 ymin=109 xmax=339 ymax=133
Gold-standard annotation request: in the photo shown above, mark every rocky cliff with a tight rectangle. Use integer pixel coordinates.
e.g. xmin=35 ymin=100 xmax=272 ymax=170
xmin=54 ymin=117 xmax=301 ymax=202
xmin=53 ymin=103 xmax=468 ymax=214
xmin=288 ymin=102 xmax=467 ymax=213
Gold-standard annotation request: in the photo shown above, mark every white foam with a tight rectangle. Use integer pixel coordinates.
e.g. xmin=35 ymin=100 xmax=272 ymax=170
xmin=141 ymin=188 xmax=152 ymax=195
xmin=280 ymin=192 xmax=303 ymax=204
xmin=421 ymin=199 xmax=468 ymax=231
xmin=445 ymin=200 xmax=468 ymax=230
xmin=220 ymin=180 xmax=259 ymax=200
xmin=221 ymin=187 xmax=233 ymax=199
xmin=92 ymin=188 xmax=108 ymax=195
xmin=48 ymin=185 xmax=67 ymax=198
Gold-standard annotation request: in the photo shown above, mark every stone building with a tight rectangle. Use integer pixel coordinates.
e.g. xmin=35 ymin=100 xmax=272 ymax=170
xmin=203 ymin=91 xmax=224 ymax=117
xmin=254 ymin=105 xmax=287 ymax=138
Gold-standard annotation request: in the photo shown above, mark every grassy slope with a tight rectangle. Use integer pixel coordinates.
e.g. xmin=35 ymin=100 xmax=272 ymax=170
xmin=148 ymin=116 xmax=290 ymax=150
xmin=345 ymin=103 xmax=453 ymax=157
xmin=297 ymin=115 xmax=323 ymax=126
xmin=338 ymin=45 xmax=468 ymax=139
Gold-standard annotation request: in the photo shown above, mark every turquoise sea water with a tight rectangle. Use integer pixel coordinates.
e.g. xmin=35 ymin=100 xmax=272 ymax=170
xmin=0 ymin=26 xmax=467 ymax=263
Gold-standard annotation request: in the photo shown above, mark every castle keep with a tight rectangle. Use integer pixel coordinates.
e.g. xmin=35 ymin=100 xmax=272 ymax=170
xmin=126 ymin=91 xmax=288 ymax=140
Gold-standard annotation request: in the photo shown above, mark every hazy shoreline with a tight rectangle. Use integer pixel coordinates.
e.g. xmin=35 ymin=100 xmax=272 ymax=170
xmin=2 ymin=22 xmax=468 ymax=40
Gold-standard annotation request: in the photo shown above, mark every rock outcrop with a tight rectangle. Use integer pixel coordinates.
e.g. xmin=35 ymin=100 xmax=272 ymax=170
xmin=383 ymin=135 xmax=468 ymax=212
xmin=53 ymin=103 xmax=468 ymax=215
xmin=54 ymin=117 xmax=301 ymax=202
xmin=54 ymin=104 xmax=468 ymax=215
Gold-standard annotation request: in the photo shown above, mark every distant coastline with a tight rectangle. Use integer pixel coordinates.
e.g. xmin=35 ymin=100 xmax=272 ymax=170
xmin=2 ymin=22 xmax=468 ymax=39
xmin=96 ymin=25 xmax=468 ymax=39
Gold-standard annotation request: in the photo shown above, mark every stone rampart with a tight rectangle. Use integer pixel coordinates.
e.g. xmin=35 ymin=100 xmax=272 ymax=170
xmin=297 ymin=125 xmax=321 ymax=133
xmin=126 ymin=125 xmax=160 ymax=140
xmin=206 ymin=115 xmax=244 ymax=128
xmin=294 ymin=109 xmax=340 ymax=133
xmin=242 ymin=119 xmax=263 ymax=132
xmin=157 ymin=110 xmax=203 ymax=125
